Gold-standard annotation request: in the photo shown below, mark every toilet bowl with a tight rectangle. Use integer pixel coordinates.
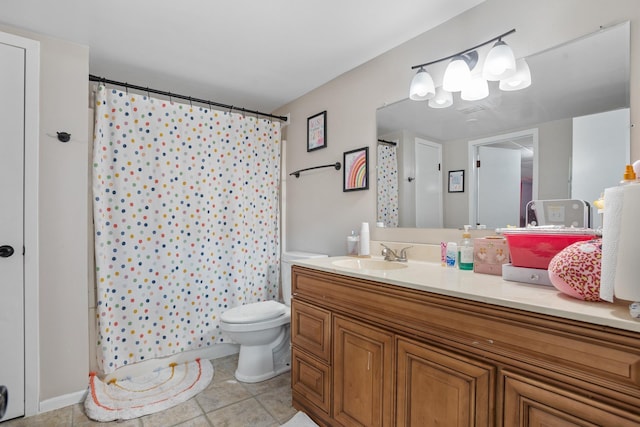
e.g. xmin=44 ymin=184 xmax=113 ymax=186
xmin=220 ymin=251 xmax=327 ymax=383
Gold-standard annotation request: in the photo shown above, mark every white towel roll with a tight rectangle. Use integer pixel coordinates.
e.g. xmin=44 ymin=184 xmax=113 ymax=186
xmin=601 ymin=184 xmax=640 ymax=302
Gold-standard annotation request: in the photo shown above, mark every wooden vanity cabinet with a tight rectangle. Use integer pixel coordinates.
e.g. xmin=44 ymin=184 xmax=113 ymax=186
xmin=290 ymin=266 xmax=640 ymax=427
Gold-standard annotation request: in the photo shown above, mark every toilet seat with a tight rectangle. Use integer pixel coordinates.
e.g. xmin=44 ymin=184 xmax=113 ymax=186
xmin=220 ymin=300 xmax=287 ymax=324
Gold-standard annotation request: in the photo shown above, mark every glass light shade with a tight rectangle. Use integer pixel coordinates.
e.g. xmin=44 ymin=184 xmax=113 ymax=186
xmin=482 ymin=40 xmax=516 ymax=81
xmin=409 ymin=68 xmax=435 ymax=101
xmin=499 ymin=58 xmax=531 ymax=91
xmin=428 ymin=87 xmax=453 ymax=108
xmin=461 ymin=75 xmax=489 ymax=101
xmin=442 ymin=56 xmax=471 ymax=92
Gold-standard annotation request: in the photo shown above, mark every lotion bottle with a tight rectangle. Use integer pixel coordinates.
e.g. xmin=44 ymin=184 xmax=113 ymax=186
xmin=458 ymin=225 xmax=474 ymax=270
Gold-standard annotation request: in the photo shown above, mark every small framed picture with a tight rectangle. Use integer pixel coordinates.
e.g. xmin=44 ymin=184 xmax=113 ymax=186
xmin=448 ymin=170 xmax=465 ymax=193
xmin=307 ymin=111 xmax=327 ymax=152
xmin=343 ymin=147 xmax=369 ymax=192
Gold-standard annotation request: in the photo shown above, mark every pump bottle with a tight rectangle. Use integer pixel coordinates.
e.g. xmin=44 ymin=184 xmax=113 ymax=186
xmin=458 ymin=225 xmax=474 ymax=271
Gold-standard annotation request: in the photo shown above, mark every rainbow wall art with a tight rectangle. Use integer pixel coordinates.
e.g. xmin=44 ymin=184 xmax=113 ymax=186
xmin=344 ymin=147 xmax=369 ymax=191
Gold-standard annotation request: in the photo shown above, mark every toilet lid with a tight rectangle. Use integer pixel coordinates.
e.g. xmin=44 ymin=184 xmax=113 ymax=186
xmin=220 ymin=300 xmax=287 ymax=324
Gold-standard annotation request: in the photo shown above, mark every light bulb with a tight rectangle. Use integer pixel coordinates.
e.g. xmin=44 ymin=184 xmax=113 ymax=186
xmin=483 ymin=40 xmax=516 ymax=81
xmin=461 ymin=75 xmax=489 ymax=101
xmin=443 ymin=56 xmax=471 ymax=92
xmin=409 ymin=68 xmax=435 ymax=101
xmin=499 ymin=58 xmax=531 ymax=91
xmin=428 ymin=87 xmax=453 ymax=108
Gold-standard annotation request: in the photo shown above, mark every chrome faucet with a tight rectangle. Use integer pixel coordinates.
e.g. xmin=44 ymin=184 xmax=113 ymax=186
xmin=380 ymin=244 xmax=412 ymax=262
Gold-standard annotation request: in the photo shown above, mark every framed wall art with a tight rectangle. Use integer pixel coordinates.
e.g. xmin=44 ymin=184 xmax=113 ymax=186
xmin=343 ymin=147 xmax=369 ymax=192
xmin=307 ymin=111 xmax=327 ymax=152
xmin=448 ymin=169 xmax=464 ymax=193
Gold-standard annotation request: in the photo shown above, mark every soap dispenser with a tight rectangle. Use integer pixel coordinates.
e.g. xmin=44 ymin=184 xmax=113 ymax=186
xmin=620 ymin=164 xmax=637 ymax=184
xmin=458 ymin=225 xmax=474 ymax=271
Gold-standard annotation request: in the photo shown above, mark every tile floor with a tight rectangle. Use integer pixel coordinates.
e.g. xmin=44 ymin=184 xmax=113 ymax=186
xmin=2 ymin=354 xmax=298 ymax=427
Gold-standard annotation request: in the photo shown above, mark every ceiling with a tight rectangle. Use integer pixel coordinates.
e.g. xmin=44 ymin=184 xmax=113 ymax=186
xmin=0 ymin=0 xmax=484 ymax=113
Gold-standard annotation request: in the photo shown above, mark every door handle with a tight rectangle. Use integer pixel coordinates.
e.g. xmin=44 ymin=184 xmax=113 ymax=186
xmin=0 ymin=245 xmax=15 ymax=258
xmin=0 ymin=385 xmax=7 ymax=419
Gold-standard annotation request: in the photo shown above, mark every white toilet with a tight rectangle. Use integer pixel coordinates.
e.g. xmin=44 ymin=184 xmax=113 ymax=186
xmin=220 ymin=251 xmax=327 ymax=383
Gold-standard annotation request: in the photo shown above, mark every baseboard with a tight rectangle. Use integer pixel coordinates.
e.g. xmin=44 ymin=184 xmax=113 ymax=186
xmin=39 ymin=389 xmax=87 ymax=414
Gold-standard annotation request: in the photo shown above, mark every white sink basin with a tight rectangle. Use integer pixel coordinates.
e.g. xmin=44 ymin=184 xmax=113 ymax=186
xmin=332 ymin=258 xmax=408 ymax=271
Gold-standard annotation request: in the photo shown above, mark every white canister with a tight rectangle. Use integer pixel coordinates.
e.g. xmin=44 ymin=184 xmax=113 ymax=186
xmin=359 ymin=222 xmax=370 ymax=256
xmin=347 ymin=231 xmax=359 ymax=256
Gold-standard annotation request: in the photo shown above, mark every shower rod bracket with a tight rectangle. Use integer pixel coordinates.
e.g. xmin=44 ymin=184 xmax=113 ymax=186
xmin=290 ymin=162 xmax=341 ymax=178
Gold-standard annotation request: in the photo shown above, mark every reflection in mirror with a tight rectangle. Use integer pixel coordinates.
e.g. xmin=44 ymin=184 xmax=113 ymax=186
xmin=469 ymin=129 xmax=537 ymax=228
xmin=377 ymin=22 xmax=630 ymax=230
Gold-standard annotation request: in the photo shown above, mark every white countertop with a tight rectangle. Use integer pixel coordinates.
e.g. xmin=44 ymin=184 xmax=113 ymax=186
xmin=293 ymin=256 xmax=640 ymax=334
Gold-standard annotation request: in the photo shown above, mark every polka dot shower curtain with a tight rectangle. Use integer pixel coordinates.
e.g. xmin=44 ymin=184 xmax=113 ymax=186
xmin=376 ymin=143 xmax=399 ymax=227
xmin=92 ymin=86 xmax=281 ymax=374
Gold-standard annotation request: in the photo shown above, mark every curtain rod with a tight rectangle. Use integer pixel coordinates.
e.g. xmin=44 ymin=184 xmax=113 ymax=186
xmin=89 ymin=74 xmax=289 ymax=122
xmin=377 ymin=139 xmax=397 ymax=146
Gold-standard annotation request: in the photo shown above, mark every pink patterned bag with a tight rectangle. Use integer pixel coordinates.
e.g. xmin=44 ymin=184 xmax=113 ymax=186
xmin=548 ymin=239 xmax=602 ymax=301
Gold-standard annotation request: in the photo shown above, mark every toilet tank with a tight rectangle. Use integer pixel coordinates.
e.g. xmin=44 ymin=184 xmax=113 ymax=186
xmin=281 ymin=251 xmax=327 ymax=306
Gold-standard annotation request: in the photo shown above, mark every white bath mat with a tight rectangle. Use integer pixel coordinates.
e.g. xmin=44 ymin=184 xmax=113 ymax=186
xmin=281 ymin=411 xmax=319 ymax=427
xmin=85 ymin=358 xmax=213 ymax=422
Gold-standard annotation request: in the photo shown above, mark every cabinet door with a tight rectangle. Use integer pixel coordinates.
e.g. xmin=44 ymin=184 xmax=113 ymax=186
xmin=502 ymin=372 xmax=640 ymax=426
xmin=333 ymin=316 xmax=394 ymax=427
xmin=397 ymin=337 xmax=495 ymax=426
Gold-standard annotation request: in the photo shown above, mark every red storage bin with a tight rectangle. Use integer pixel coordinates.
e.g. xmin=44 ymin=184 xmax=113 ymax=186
xmin=501 ymin=228 xmax=597 ymax=270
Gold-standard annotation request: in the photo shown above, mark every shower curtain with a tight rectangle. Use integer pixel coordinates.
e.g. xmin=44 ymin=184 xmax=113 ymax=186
xmin=93 ymin=86 xmax=281 ymax=373
xmin=376 ymin=144 xmax=399 ymax=227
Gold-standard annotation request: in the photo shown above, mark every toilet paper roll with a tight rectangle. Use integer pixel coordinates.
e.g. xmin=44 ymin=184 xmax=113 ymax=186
xmin=600 ymin=184 xmax=640 ymax=302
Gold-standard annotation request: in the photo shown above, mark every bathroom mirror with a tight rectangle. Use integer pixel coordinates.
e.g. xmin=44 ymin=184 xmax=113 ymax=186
xmin=376 ymin=22 xmax=630 ymax=229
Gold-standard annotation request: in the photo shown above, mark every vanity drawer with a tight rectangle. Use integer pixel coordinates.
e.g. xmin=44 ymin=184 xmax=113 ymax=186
xmin=291 ymin=299 xmax=332 ymax=363
xmin=291 ymin=347 xmax=331 ymax=415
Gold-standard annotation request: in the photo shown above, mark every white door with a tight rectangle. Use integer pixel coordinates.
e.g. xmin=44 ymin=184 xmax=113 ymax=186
xmin=477 ymin=146 xmax=521 ymax=229
xmin=415 ymin=138 xmax=442 ymax=228
xmin=572 ymin=108 xmax=630 ymax=229
xmin=0 ymin=39 xmax=26 ymax=422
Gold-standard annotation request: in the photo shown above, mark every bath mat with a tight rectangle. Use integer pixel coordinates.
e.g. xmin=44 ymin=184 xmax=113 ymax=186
xmin=85 ymin=358 xmax=213 ymax=422
xmin=281 ymin=411 xmax=319 ymax=427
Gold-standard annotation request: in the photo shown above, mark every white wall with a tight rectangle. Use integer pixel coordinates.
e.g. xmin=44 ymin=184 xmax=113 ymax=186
xmin=275 ymin=0 xmax=640 ymax=254
xmin=0 ymin=25 xmax=90 ymax=407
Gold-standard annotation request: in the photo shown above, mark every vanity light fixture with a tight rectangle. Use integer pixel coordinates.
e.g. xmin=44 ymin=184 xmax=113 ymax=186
xmin=442 ymin=51 xmax=478 ymax=92
xmin=461 ymin=73 xmax=489 ymax=101
xmin=499 ymin=58 xmax=532 ymax=91
xmin=409 ymin=67 xmax=436 ymax=100
xmin=409 ymin=28 xmax=530 ymax=108
xmin=482 ymin=40 xmax=517 ymax=80
xmin=428 ymin=86 xmax=453 ymax=108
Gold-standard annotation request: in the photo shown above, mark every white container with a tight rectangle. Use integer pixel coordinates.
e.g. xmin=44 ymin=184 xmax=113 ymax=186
xmin=446 ymin=242 xmax=457 ymax=267
xmin=358 ymin=222 xmax=370 ymax=256
xmin=502 ymin=263 xmax=553 ymax=287
xmin=347 ymin=230 xmax=359 ymax=256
